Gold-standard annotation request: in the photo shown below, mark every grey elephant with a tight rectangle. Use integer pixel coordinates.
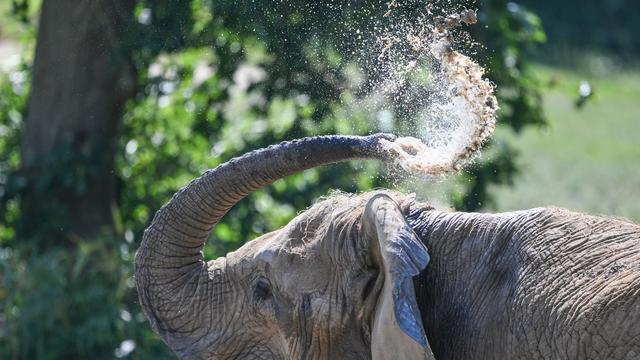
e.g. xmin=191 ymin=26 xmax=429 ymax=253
xmin=135 ymin=134 xmax=640 ymax=359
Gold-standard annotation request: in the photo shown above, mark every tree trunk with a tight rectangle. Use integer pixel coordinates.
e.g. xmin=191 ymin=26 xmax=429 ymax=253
xmin=19 ymin=0 xmax=135 ymax=242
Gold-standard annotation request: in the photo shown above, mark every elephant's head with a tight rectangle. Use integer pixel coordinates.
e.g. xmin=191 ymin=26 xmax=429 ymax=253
xmin=135 ymin=134 xmax=435 ymax=359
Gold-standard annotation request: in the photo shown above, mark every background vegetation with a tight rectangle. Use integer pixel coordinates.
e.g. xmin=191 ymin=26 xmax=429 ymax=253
xmin=0 ymin=0 xmax=637 ymax=358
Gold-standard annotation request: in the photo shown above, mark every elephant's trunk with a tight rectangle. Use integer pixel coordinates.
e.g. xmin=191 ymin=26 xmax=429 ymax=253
xmin=135 ymin=134 xmax=395 ymax=349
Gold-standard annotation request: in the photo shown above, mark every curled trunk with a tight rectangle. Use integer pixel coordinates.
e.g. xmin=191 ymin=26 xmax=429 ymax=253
xmin=135 ymin=134 xmax=395 ymax=351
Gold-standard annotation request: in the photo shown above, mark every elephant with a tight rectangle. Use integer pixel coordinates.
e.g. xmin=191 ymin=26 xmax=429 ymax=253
xmin=135 ymin=133 xmax=640 ymax=359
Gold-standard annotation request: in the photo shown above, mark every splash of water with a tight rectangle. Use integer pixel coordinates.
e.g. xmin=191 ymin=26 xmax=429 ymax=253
xmin=366 ymin=7 xmax=498 ymax=177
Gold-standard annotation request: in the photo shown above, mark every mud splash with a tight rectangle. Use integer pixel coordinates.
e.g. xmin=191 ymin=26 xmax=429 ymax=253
xmin=371 ymin=8 xmax=498 ymax=177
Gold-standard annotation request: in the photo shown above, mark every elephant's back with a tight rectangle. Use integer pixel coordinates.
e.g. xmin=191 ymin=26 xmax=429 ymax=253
xmin=509 ymin=207 xmax=640 ymax=359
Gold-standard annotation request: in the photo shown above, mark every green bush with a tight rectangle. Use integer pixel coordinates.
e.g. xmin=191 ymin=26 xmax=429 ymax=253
xmin=0 ymin=238 xmax=172 ymax=358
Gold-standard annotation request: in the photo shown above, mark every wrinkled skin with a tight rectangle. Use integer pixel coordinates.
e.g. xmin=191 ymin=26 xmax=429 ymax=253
xmin=410 ymin=207 xmax=640 ymax=359
xmin=136 ymin=135 xmax=640 ymax=359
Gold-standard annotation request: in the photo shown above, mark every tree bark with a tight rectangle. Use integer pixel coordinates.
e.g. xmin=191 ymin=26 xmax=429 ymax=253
xmin=20 ymin=0 xmax=135 ymax=242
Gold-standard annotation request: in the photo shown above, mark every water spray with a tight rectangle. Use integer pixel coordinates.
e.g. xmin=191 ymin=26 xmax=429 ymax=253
xmin=367 ymin=7 xmax=498 ymax=177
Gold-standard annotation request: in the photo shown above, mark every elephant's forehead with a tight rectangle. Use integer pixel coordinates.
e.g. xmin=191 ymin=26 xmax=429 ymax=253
xmin=252 ymin=221 xmax=323 ymax=263
xmin=226 ymin=231 xmax=279 ymax=262
xmin=226 ymin=227 xmax=321 ymax=272
xmin=223 ymin=229 xmax=329 ymax=292
xmin=262 ymin=207 xmax=332 ymax=250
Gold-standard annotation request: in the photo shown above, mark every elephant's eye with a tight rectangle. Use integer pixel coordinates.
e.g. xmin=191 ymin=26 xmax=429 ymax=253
xmin=253 ymin=277 xmax=272 ymax=302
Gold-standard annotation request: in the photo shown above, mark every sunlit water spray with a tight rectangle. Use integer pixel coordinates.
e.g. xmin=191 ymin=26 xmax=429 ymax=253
xmin=361 ymin=6 xmax=498 ymax=177
xmin=249 ymin=1 xmax=497 ymax=178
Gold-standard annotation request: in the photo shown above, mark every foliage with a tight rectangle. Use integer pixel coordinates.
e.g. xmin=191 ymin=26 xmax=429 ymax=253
xmin=0 ymin=237 xmax=171 ymax=359
xmin=519 ymin=0 xmax=640 ymax=58
xmin=0 ymin=0 xmax=548 ymax=358
xmin=0 ymin=64 xmax=28 ymax=244
xmin=450 ymin=140 xmax=519 ymax=210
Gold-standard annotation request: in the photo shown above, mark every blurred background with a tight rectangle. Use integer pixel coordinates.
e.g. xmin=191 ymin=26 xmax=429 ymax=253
xmin=0 ymin=0 xmax=638 ymax=358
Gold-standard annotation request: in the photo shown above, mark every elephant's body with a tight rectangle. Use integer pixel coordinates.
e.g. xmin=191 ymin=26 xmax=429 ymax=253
xmin=135 ymin=134 xmax=640 ymax=359
xmin=411 ymin=207 xmax=640 ymax=359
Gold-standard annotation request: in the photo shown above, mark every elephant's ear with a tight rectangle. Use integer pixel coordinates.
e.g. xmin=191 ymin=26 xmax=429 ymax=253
xmin=362 ymin=193 xmax=434 ymax=360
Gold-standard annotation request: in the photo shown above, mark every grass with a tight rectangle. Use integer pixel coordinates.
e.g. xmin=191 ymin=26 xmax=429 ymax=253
xmin=490 ymin=64 xmax=640 ymax=221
